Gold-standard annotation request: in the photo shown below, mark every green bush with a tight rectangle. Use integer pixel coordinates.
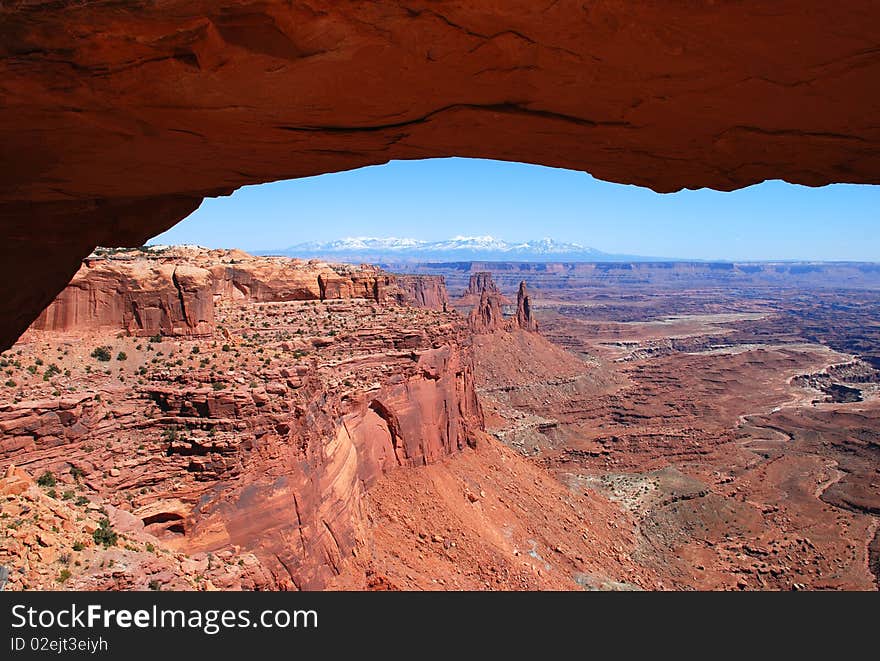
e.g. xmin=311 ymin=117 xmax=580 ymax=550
xmin=148 ymin=334 xmax=163 ymax=343
xmin=92 ymin=518 xmax=118 ymax=548
xmin=90 ymin=346 xmax=112 ymax=362
xmin=36 ymin=471 xmax=56 ymax=488
xmin=116 ymin=351 xmax=127 ymax=361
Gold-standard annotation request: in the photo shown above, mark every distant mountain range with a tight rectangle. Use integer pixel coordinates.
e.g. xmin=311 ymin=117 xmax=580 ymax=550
xmin=258 ymin=236 xmax=663 ymax=263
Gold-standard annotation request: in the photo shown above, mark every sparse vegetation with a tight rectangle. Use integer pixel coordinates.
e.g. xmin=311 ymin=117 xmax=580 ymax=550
xmin=92 ymin=517 xmax=118 ymax=548
xmin=36 ymin=471 xmax=56 ymax=488
xmin=116 ymin=351 xmax=127 ymax=361
xmin=90 ymin=346 xmax=112 ymax=362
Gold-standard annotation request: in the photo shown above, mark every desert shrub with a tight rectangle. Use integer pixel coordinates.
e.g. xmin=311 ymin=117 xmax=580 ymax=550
xmin=92 ymin=518 xmax=118 ymax=548
xmin=116 ymin=352 xmax=127 ymax=361
xmin=36 ymin=471 xmax=56 ymax=487
xmin=90 ymin=346 xmax=111 ymax=362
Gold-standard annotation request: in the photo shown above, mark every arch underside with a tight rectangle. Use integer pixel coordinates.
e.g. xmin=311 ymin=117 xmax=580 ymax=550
xmin=0 ymin=1 xmax=878 ymax=348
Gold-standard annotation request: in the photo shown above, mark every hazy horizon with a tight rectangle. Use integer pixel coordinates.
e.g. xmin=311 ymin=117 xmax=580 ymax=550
xmin=149 ymin=157 xmax=880 ymax=262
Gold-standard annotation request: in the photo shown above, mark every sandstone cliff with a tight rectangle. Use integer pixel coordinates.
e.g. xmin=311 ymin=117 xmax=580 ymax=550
xmin=460 ymin=271 xmax=510 ymax=307
xmin=31 ymin=259 xmax=214 ymax=337
xmin=384 ymin=275 xmax=449 ymax=311
xmin=468 ymin=290 xmax=506 ymax=334
xmin=466 ymin=272 xmax=500 ymax=296
xmin=2 ymin=279 xmax=481 ymax=589
xmin=29 ymin=248 xmax=449 ymax=337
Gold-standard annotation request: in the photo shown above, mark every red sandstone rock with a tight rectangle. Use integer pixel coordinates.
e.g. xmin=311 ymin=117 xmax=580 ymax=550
xmin=32 ymin=259 xmax=213 ymax=337
xmin=466 ymin=273 xmax=500 ymax=297
xmin=515 ymin=281 xmax=538 ymax=332
xmin=460 ymin=271 xmax=510 ymax=307
xmin=385 ymin=275 xmax=449 ymax=311
xmin=0 ymin=464 xmax=33 ymax=496
xmin=28 ymin=248 xmax=450 ymax=337
xmin=1 ymin=251 xmax=482 ymax=589
xmin=0 ymin=2 xmax=878 ymax=349
xmin=469 ymin=290 xmax=506 ymax=334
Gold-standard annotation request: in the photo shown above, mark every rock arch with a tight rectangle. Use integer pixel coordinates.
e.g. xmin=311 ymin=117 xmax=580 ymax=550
xmin=1 ymin=1 xmax=878 ymax=348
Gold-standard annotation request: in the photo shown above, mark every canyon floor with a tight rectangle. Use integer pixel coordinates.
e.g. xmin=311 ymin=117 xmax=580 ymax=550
xmin=1 ymin=252 xmax=878 ymax=590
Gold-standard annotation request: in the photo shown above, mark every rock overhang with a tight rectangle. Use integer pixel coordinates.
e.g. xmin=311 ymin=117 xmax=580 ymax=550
xmin=1 ymin=0 xmax=878 ymax=348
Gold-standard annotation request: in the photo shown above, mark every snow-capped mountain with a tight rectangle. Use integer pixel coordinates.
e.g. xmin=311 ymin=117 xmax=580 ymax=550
xmin=262 ymin=236 xmax=619 ymax=262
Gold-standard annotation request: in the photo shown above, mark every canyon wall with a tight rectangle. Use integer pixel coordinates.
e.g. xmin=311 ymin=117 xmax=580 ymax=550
xmin=0 ymin=342 xmax=482 ymax=589
xmin=29 ymin=250 xmax=449 ymax=336
xmin=384 ymin=275 xmax=449 ymax=311
xmin=31 ymin=260 xmax=214 ymax=337
xmin=2 ymin=252 xmax=478 ymax=589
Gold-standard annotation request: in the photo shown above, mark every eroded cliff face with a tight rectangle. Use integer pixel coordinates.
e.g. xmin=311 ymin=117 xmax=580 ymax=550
xmin=385 ymin=275 xmax=449 ymax=311
xmin=515 ymin=280 xmax=538 ymax=332
xmin=29 ymin=248 xmax=450 ymax=337
xmin=0 ymin=1 xmax=878 ymax=348
xmin=466 ymin=273 xmax=538 ymax=334
xmin=31 ymin=259 xmax=215 ymax=337
xmin=469 ymin=290 xmax=506 ymax=334
xmin=1 ymin=252 xmax=479 ymax=590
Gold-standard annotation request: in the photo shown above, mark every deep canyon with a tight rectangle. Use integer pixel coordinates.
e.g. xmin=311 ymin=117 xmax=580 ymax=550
xmin=1 ymin=251 xmax=878 ymax=591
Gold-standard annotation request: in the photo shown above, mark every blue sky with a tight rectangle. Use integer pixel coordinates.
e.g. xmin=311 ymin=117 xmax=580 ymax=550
xmin=150 ymin=157 xmax=879 ymax=261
